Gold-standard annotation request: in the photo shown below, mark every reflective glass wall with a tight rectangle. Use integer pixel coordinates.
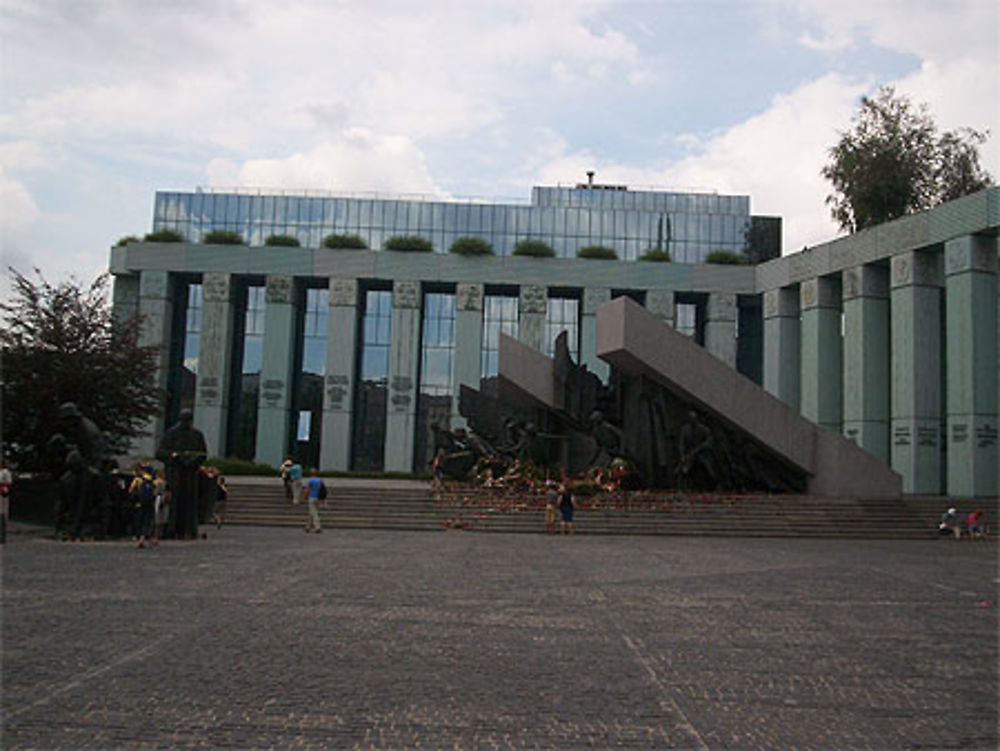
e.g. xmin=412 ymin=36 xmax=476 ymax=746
xmin=153 ymin=184 xmax=754 ymax=264
xmin=545 ymin=295 xmax=580 ymax=360
xmin=352 ymin=289 xmax=392 ymax=471
xmin=480 ymin=293 xmax=519 ymax=395
xmin=167 ymin=280 xmax=202 ymax=426
xmin=294 ymin=286 xmax=329 ymax=467
xmin=414 ymin=291 xmax=455 ymax=470
xmin=228 ymin=284 xmax=266 ymax=460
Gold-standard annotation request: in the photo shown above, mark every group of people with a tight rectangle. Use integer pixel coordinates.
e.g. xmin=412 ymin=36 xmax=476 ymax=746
xmin=939 ymin=507 xmax=988 ymax=540
xmin=280 ymin=458 xmax=327 ymax=533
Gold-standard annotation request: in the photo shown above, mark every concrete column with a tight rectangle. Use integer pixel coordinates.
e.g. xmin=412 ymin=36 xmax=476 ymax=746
xmin=194 ymin=272 xmax=235 ymax=458
xmin=944 ymin=235 xmax=998 ymax=498
xmin=384 ymin=280 xmax=421 ymax=472
xmin=762 ymin=286 xmax=800 ymax=409
xmin=452 ymin=283 xmax=484 ymax=427
xmin=134 ymin=270 xmax=173 ymax=458
xmin=111 ymin=274 xmax=140 ymax=324
xmin=518 ymin=285 xmax=547 ymax=352
xmin=582 ymin=287 xmax=612 ymax=381
xmin=704 ymin=293 xmax=737 ymax=367
xmin=800 ymin=276 xmax=842 ymax=432
xmin=320 ymin=279 xmax=359 ymax=471
xmin=841 ymin=265 xmax=890 ymax=463
xmin=254 ymin=276 xmax=298 ymax=468
xmin=890 ymin=250 xmax=942 ymax=495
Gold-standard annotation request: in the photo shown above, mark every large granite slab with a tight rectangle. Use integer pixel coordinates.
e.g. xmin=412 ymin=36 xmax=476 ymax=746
xmin=595 ymin=297 xmax=901 ymax=498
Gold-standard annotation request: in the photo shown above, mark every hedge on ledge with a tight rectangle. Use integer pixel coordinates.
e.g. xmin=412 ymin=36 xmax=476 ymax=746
xmin=384 ymin=235 xmax=434 ymax=253
xmin=143 ymin=229 xmax=184 ymax=242
xmin=449 ymin=236 xmax=494 ymax=256
xmin=202 ymin=230 xmax=245 ymax=245
xmin=512 ymin=239 xmax=555 ymax=258
xmin=323 ymin=233 xmax=368 ymax=249
xmin=577 ymin=245 xmax=617 ymax=260
xmin=639 ymin=248 xmax=672 ymax=262
xmin=704 ymin=250 xmax=747 ymax=265
xmin=265 ymin=234 xmax=301 ymax=247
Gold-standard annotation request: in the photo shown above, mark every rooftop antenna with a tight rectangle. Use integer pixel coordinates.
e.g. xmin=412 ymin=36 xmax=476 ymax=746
xmin=586 ymin=170 xmax=595 ymax=188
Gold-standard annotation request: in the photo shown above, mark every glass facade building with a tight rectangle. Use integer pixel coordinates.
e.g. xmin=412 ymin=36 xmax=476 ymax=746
xmin=153 ymin=183 xmax=761 ymax=263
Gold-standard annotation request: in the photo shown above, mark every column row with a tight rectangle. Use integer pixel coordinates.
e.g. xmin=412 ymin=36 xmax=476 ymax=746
xmin=762 ymin=235 xmax=999 ymax=498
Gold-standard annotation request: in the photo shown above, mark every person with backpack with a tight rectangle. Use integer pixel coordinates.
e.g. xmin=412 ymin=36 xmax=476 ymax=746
xmin=129 ymin=464 xmax=158 ymax=548
xmin=303 ymin=469 xmax=326 ymax=534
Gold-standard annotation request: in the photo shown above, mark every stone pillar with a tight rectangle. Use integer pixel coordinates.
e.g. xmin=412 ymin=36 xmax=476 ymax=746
xmin=762 ymin=286 xmax=800 ymax=409
xmin=194 ymin=273 xmax=235 ymax=458
xmin=800 ymin=276 xmax=842 ymax=432
xmin=111 ymin=274 xmax=140 ymax=324
xmin=582 ymin=287 xmax=612 ymax=381
xmin=384 ymin=280 xmax=421 ymax=472
xmin=321 ymin=279 xmax=359 ymax=471
xmin=518 ymin=284 xmax=547 ymax=352
xmin=944 ymin=235 xmax=998 ymax=498
xmin=452 ymin=283 xmax=485 ymax=427
xmin=841 ymin=265 xmax=890 ymax=463
xmin=704 ymin=293 xmax=737 ymax=367
xmin=890 ymin=251 xmax=942 ymax=495
xmin=134 ymin=270 xmax=174 ymax=457
xmin=254 ymin=276 xmax=298 ymax=468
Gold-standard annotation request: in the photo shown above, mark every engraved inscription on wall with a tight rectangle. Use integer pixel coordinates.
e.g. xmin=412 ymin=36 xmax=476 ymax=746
xmin=326 ymin=374 xmax=350 ymax=410
xmin=261 ymin=379 xmax=285 ymax=407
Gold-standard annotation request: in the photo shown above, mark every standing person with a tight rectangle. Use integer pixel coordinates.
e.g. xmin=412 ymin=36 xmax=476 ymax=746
xmin=212 ymin=475 xmax=228 ymax=530
xmin=129 ymin=464 xmax=157 ymax=548
xmin=303 ymin=469 xmax=325 ymax=533
xmin=153 ymin=469 xmax=168 ymax=542
xmin=544 ymin=480 xmax=558 ymax=534
xmin=559 ymin=483 xmax=576 ymax=535
xmin=156 ymin=409 xmax=207 ymax=540
xmin=0 ymin=461 xmax=12 ymax=544
xmin=288 ymin=460 xmax=304 ymax=505
xmin=280 ymin=457 xmax=294 ymax=502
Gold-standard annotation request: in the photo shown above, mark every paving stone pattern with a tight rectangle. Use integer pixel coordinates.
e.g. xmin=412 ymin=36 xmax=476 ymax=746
xmin=3 ymin=529 xmax=997 ymax=750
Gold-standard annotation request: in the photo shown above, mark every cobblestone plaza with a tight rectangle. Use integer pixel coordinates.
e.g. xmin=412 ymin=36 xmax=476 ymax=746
xmin=3 ymin=528 xmax=996 ymax=749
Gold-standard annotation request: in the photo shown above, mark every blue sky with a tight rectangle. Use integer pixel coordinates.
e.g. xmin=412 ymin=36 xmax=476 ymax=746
xmin=1 ymin=0 xmax=997 ymax=289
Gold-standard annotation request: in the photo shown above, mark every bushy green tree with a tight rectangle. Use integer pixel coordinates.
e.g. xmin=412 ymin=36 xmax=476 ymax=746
xmin=264 ymin=234 xmax=301 ymax=247
xmin=144 ymin=229 xmax=184 ymax=242
xmin=822 ymin=86 xmax=992 ymax=232
xmin=639 ymin=248 xmax=671 ymax=262
xmin=704 ymin=250 xmax=746 ymax=265
xmin=1 ymin=269 xmax=161 ymax=470
xmin=202 ymin=230 xmax=244 ymax=245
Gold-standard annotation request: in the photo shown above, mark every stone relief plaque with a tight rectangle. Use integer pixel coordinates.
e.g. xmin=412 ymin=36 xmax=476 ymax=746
xmin=330 ymin=278 xmax=358 ymax=307
xmin=842 ymin=268 xmax=861 ymax=300
xmin=891 ymin=255 xmax=911 ymax=287
xmin=800 ymin=279 xmax=818 ymax=308
xmin=202 ymin=272 xmax=231 ymax=303
xmin=456 ymin=283 xmax=484 ymax=312
xmin=266 ymin=276 xmax=294 ymax=304
xmin=393 ymin=281 xmax=420 ymax=309
xmin=583 ymin=287 xmax=612 ymax=316
xmin=762 ymin=289 xmax=779 ymax=318
xmin=519 ymin=285 xmax=547 ymax=314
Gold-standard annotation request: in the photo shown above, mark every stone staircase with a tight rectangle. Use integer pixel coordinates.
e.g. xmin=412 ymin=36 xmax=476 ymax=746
xmin=220 ymin=478 xmax=993 ymax=540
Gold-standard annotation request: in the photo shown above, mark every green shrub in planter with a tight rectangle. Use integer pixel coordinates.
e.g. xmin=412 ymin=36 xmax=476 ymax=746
xmin=322 ymin=233 xmax=369 ymax=249
xmin=512 ymin=239 xmax=555 ymax=258
xmin=449 ymin=236 xmax=494 ymax=256
xmin=264 ymin=234 xmax=301 ymax=247
xmin=202 ymin=230 xmax=245 ymax=245
xmin=704 ymin=250 xmax=747 ymax=265
xmin=143 ymin=229 xmax=185 ymax=242
xmin=115 ymin=235 xmax=140 ymax=247
xmin=384 ymin=235 xmax=434 ymax=253
xmin=577 ymin=245 xmax=617 ymax=260
xmin=639 ymin=248 xmax=672 ymax=262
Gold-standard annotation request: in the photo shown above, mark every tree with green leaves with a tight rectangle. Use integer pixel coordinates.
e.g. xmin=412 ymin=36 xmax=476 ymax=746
xmin=1 ymin=269 xmax=161 ymax=470
xmin=821 ymin=86 xmax=992 ymax=233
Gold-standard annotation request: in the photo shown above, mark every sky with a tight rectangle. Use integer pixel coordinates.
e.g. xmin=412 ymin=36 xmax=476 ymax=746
xmin=1 ymin=0 xmax=998 ymax=292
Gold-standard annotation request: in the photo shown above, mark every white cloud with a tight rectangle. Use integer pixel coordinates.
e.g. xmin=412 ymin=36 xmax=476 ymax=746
xmin=206 ymin=129 xmax=445 ymax=196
